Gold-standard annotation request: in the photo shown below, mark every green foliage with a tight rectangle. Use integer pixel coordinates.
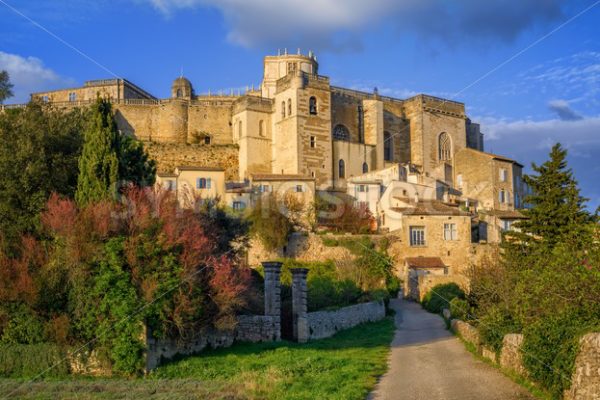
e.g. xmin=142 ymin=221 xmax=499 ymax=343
xmin=510 ymin=143 xmax=595 ymax=249
xmin=449 ymin=297 xmax=470 ymax=321
xmin=0 ymin=70 xmax=13 ymax=104
xmin=248 ymin=194 xmax=293 ymax=251
xmin=468 ymin=144 xmax=600 ymax=397
xmin=75 ymin=98 xmax=120 ymax=206
xmin=0 ymin=101 xmax=84 ymax=246
xmin=89 ymin=238 xmax=145 ymax=374
xmin=522 ymin=310 xmax=600 ymax=399
xmin=422 ymin=283 xmax=465 ymax=314
xmin=118 ymin=135 xmax=156 ymax=188
xmin=477 ymin=305 xmax=521 ymax=353
xmin=0 ymin=343 xmax=69 ymax=378
xmin=0 ymin=304 xmax=44 ymax=345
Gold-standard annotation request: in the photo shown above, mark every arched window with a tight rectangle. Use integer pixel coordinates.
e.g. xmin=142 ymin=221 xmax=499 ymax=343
xmin=384 ymin=131 xmax=393 ymax=161
xmin=176 ymin=89 xmax=182 ymax=98
xmin=287 ymin=99 xmax=292 ymax=116
xmin=338 ymin=159 xmax=346 ymax=179
xmin=333 ymin=124 xmax=350 ymax=141
xmin=281 ymin=101 xmax=286 ymax=118
xmin=309 ymin=96 xmax=317 ymax=115
xmin=439 ymin=132 xmax=452 ymax=161
xmin=362 ymin=162 xmax=369 ymax=173
xmin=238 ymin=121 xmax=243 ymax=139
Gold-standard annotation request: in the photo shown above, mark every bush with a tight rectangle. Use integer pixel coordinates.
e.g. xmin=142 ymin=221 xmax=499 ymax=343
xmin=477 ymin=305 xmax=521 ymax=353
xmin=0 ymin=304 xmax=44 ymax=345
xmin=0 ymin=343 xmax=69 ymax=377
xmin=449 ymin=298 xmax=470 ymax=321
xmin=522 ymin=310 xmax=599 ymax=399
xmin=422 ymin=283 xmax=465 ymax=314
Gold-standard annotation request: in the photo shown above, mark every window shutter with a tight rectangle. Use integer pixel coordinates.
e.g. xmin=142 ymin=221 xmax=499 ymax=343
xmin=196 ymin=178 xmax=201 ymax=189
xmin=207 ymin=178 xmax=212 ymax=189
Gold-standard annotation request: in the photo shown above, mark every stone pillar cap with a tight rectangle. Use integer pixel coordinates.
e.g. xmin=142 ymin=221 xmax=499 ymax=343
xmin=262 ymin=261 xmax=283 ymax=270
xmin=290 ymin=267 xmax=309 ymax=275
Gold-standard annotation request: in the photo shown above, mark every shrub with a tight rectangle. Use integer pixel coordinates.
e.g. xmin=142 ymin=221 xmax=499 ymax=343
xmin=522 ymin=310 xmax=599 ymax=400
xmin=422 ymin=283 xmax=465 ymax=314
xmin=0 ymin=343 xmax=69 ymax=377
xmin=449 ymin=298 xmax=470 ymax=321
xmin=477 ymin=305 xmax=521 ymax=353
xmin=0 ymin=304 xmax=44 ymax=344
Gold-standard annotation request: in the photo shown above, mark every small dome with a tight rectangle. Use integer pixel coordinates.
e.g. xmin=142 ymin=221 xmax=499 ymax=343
xmin=172 ymin=76 xmax=193 ymax=99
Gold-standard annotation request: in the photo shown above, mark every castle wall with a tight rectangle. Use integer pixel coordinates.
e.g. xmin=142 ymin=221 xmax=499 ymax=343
xmin=383 ymin=101 xmax=411 ymax=164
xmin=332 ymin=141 xmax=377 ymax=188
xmin=187 ymin=100 xmax=235 ymax=145
xmin=272 ymin=86 xmax=300 ymax=175
xmin=145 ymin=142 xmax=239 ymax=180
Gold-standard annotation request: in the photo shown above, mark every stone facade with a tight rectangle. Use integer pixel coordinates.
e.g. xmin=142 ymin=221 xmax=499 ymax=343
xmin=28 ymin=51 xmax=487 ymax=192
xmin=307 ymin=301 xmax=386 ymax=340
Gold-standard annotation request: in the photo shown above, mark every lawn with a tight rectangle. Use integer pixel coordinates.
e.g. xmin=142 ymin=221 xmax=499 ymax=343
xmin=0 ymin=318 xmax=395 ymax=400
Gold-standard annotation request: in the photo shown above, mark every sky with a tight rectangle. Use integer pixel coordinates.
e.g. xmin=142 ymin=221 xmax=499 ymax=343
xmin=1 ymin=0 xmax=599 ymax=209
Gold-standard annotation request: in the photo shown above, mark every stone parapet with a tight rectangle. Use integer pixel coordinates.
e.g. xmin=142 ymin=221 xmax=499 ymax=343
xmin=451 ymin=319 xmax=481 ymax=349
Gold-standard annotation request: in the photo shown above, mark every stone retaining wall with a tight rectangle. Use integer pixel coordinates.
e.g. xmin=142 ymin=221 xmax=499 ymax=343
xmin=452 ymin=319 xmax=600 ymax=400
xmin=450 ymin=319 xmax=481 ymax=348
xmin=307 ymin=301 xmax=386 ymax=340
xmin=499 ymin=334 xmax=526 ymax=376
xmin=565 ymin=333 xmax=600 ymax=400
xmin=145 ymin=315 xmax=279 ymax=371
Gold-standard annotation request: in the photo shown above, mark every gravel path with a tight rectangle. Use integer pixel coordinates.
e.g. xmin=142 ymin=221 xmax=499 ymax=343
xmin=369 ymin=299 xmax=534 ymax=400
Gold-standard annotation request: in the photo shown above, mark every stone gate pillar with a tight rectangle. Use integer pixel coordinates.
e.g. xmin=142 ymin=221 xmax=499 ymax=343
xmin=262 ymin=261 xmax=282 ymax=341
xmin=291 ymin=268 xmax=309 ymax=343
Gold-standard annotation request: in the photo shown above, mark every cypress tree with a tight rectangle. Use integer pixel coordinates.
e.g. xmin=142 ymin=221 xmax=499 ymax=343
xmin=512 ymin=143 xmax=593 ymax=248
xmin=75 ymin=98 xmax=120 ymax=206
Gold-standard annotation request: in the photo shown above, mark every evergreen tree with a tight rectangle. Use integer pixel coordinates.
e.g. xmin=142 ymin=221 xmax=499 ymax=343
xmin=0 ymin=70 xmax=13 ymax=104
xmin=118 ymin=135 xmax=156 ymax=188
xmin=511 ymin=143 xmax=593 ymax=248
xmin=75 ymin=98 xmax=120 ymax=206
xmin=0 ymin=101 xmax=84 ymax=249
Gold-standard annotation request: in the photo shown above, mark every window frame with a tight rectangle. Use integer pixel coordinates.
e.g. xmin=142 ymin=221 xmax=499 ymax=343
xmin=409 ymin=226 xmax=426 ymax=247
xmin=443 ymin=223 xmax=458 ymax=241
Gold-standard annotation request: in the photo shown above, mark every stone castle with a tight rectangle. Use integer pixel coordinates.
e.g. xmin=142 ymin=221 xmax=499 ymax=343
xmin=29 ymin=50 xmax=484 ymax=189
xmin=18 ymin=51 xmax=528 ymax=296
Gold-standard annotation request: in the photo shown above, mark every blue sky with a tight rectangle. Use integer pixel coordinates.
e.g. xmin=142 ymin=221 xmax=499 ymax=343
xmin=1 ymin=0 xmax=599 ymax=209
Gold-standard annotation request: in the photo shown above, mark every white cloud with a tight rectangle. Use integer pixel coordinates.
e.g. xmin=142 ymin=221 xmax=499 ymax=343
xmin=141 ymin=0 xmax=565 ymax=50
xmin=0 ymin=52 xmax=71 ymax=104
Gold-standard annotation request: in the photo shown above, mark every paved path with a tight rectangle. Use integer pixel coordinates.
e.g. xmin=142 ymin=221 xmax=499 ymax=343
xmin=369 ymin=299 xmax=534 ymax=400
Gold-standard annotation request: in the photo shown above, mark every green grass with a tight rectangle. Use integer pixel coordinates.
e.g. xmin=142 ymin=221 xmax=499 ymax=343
xmin=0 ymin=318 xmax=395 ymax=400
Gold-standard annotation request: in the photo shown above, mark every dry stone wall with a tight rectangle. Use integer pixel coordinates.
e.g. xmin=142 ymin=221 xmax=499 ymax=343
xmin=144 ymin=315 xmax=279 ymax=371
xmin=452 ymin=319 xmax=600 ymax=400
xmin=307 ymin=300 xmax=385 ymax=340
xmin=566 ymin=333 xmax=600 ymax=400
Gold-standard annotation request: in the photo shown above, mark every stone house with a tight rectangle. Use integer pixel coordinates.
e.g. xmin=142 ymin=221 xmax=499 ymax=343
xmin=156 ymin=166 xmax=226 ymax=206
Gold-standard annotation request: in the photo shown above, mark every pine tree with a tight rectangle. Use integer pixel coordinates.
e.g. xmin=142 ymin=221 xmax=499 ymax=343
xmin=0 ymin=70 xmax=14 ymax=104
xmin=75 ymin=98 xmax=120 ymax=206
xmin=513 ymin=143 xmax=593 ymax=248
